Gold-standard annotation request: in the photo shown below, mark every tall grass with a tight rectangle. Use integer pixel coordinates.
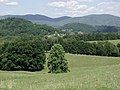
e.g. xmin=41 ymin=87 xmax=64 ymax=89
xmin=0 ymin=54 xmax=120 ymax=90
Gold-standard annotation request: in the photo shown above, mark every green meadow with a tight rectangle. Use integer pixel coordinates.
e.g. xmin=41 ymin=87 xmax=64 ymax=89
xmin=89 ymin=39 xmax=120 ymax=45
xmin=108 ymin=40 xmax=120 ymax=45
xmin=0 ymin=54 xmax=120 ymax=90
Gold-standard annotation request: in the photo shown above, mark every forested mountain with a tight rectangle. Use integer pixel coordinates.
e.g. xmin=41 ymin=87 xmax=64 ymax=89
xmin=0 ymin=14 xmax=120 ymax=27
xmin=60 ymin=23 xmax=120 ymax=33
xmin=0 ymin=14 xmax=71 ymax=22
xmin=0 ymin=18 xmax=120 ymax=36
xmin=59 ymin=23 xmax=96 ymax=33
xmin=96 ymin=26 xmax=120 ymax=32
xmin=59 ymin=14 xmax=120 ymax=27
xmin=0 ymin=18 xmax=59 ymax=36
xmin=0 ymin=15 xmax=71 ymax=26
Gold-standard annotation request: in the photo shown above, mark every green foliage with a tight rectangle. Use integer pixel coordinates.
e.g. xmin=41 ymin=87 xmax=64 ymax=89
xmin=104 ymin=42 xmax=119 ymax=56
xmin=47 ymin=44 xmax=69 ymax=73
xmin=59 ymin=23 xmax=96 ymax=33
xmin=63 ymin=33 xmax=120 ymax=41
xmin=0 ymin=18 xmax=58 ymax=36
xmin=95 ymin=42 xmax=119 ymax=56
xmin=42 ymin=36 xmax=59 ymax=51
xmin=117 ymin=43 xmax=120 ymax=56
xmin=58 ymin=36 xmax=120 ymax=57
xmin=96 ymin=26 xmax=120 ymax=32
xmin=95 ymin=42 xmax=107 ymax=56
xmin=59 ymin=22 xmax=120 ymax=33
xmin=0 ymin=38 xmax=46 ymax=71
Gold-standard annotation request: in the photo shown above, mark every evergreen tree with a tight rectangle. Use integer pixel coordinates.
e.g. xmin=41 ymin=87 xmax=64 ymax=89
xmin=47 ymin=44 xmax=69 ymax=73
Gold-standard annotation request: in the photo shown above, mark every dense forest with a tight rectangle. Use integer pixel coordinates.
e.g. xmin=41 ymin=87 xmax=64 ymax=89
xmin=63 ymin=33 xmax=120 ymax=41
xmin=60 ymin=23 xmax=120 ymax=33
xmin=0 ymin=18 xmax=59 ymax=36
xmin=1 ymin=35 xmax=120 ymax=57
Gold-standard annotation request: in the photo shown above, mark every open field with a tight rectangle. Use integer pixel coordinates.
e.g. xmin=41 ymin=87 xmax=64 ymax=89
xmin=108 ymin=40 xmax=120 ymax=45
xmin=89 ymin=39 xmax=120 ymax=45
xmin=0 ymin=54 xmax=120 ymax=90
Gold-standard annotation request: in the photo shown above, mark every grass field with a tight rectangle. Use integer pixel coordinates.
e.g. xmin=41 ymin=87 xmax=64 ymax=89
xmin=0 ymin=54 xmax=120 ymax=90
xmin=89 ymin=39 xmax=120 ymax=45
xmin=108 ymin=40 xmax=120 ymax=45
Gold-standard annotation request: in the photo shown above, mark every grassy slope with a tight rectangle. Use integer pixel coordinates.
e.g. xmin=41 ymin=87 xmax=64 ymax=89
xmin=0 ymin=54 xmax=120 ymax=90
xmin=89 ymin=39 xmax=120 ymax=45
xmin=108 ymin=40 xmax=120 ymax=45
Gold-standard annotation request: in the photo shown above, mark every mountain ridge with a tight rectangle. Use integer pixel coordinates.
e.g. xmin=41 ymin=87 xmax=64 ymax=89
xmin=0 ymin=14 xmax=120 ymax=27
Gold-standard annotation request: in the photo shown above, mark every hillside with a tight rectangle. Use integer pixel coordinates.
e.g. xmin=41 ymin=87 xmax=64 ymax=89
xmin=59 ymin=23 xmax=120 ymax=33
xmin=59 ymin=14 xmax=120 ymax=26
xmin=0 ymin=17 xmax=119 ymax=36
xmin=59 ymin=23 xmax=96 ymax=33
xmin=0 ymin=15 xmax=71 ymax=26
xmin=0 ymin=14 xmax=120 ymax=27
xmin=0 ymin=15 xmax=120 ymax=35
xmin=0 ymin=18 xmax=58 ymax=36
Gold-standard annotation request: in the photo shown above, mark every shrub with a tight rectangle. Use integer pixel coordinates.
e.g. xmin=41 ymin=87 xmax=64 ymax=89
xmin=0 ymin=38 xmax=46 ymax=71
xmin=104 ymin=42 xmax=119 ymax=56
xmin=117 ymin=43 xmax=120 ymax=56
xmin=47 ymin=44 xmax=69 ymax=73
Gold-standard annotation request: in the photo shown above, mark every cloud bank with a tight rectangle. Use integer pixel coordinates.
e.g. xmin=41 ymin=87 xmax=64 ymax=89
xmin=48 ymin=0 xmax=120 ymax=16
xmin=0 ymin=0 xmax=18 ymax=6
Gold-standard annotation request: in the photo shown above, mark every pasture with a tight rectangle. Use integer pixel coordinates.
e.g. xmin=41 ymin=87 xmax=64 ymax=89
xmin=89 ymin=39 xmax=120 ymax=45
xmin=0 ymin=54 xmax=120 ymax=90
xmin=108 ymin=40 xmax=120 ymax=45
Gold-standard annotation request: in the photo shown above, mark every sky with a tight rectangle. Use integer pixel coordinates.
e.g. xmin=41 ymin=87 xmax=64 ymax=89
xmin=0 ymin=0 xmax=120 ymax=17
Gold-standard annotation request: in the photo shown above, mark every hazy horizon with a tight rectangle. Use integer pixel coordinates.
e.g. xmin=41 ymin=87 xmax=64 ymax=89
xmin=0 ymin=0 xmax=120 ymax=18
xmin=0 ymin=14 xmax=120 ymax=18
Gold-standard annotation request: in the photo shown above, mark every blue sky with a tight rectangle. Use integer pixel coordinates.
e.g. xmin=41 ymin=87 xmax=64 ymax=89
xmin=0 ymin=0 xmax=120 ymax=17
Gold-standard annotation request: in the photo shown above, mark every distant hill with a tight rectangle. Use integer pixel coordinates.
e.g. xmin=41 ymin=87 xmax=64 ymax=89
xmin=59 ymin=14 xmax=120 ymax=27
xmin=59 ymin=23 xmax=120 ymax=33
xmin=0 ymin=14 xmax=71 ymax=26
xmin=0 ymin=18 xmax=58 ymax=36
xmin=59 ymin=23 xmax=96 ymax=33
xmin=0 ymin=18 xmax=120 ymax=36
xmin=0 ymin=14 xmax=120 ymax=27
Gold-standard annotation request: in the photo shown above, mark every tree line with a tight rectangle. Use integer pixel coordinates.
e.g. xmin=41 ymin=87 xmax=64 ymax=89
xmin=41 ymin=36 xmax=120 ymax=57
xmin=1 ymin=36 xmax=120 ymax=57
xmin=63 ymin=33 xmax=120 ymax=41
xmin=0 ymin=37 xmax=69 ymax=73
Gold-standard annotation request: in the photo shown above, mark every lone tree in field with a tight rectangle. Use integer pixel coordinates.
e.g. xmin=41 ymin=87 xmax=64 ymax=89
xmin=47 ymin=44 xmax=69 ymax=73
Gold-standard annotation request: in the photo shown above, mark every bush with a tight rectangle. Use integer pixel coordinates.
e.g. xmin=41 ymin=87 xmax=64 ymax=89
xmin=47 ymin=44 xmax=69 ymax=73
xmin=0 ymin=38 xmax=46 ymax=71
xmin=117 ymin=43 xmax=120 ymax=56
xmin=104 ymin=42 xmax=119 ymax=56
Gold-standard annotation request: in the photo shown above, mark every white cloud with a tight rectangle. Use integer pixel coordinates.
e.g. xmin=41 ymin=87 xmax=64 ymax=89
xmin=48 ymin=0 xmax=88 ymax=12
xmin=78 ymin=0 xmax=93 ymax=2
xmin=48 ymin=1 xmax=65 ymax=7
xmin=0 ymin=0 xmax=7 ymax=3
xmin=50 ymin=0 xmax=93 ymax=2
xmin=86 ymin=2 xmax=120 ymax=15
xmin=48 ymin=0 xmax=120 ymax=17
xmin=6 ymin=1 xmax=18 ymax=5
xmin=0 ymin=0 xmax=18 ymax=6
